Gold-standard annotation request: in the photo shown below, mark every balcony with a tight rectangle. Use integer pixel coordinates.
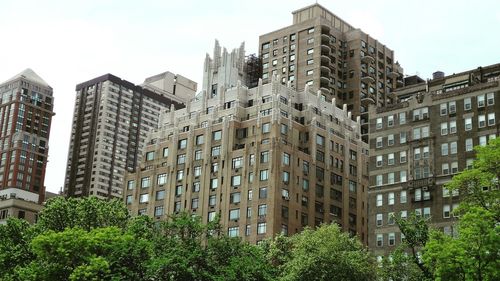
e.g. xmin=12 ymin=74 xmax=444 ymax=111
xmin=321 ymin=44 xmax=331 ymax=56
xmin=321 ymin=33 xmax=330 ymax=44
xmin=387 ymin=71 xmax=399 ymax=79
xmin=321 ymin=54 xmax=331 ymax=64
xmin=361 ymin=55 xmax=375 ymax=64
xmin=361 ymin=73 xmax=375 ymax=84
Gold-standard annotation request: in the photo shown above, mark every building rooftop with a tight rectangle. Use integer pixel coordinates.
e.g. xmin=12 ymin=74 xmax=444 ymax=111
xmin=2 ymin=68 xmax=51 ymax=87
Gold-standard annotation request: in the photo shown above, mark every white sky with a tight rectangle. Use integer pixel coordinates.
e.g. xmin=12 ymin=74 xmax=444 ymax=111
xmin=1 ymin=0 xmax=499 ymax=193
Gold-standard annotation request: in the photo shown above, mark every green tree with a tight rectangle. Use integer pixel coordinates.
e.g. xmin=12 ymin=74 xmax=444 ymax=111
xmin=424 ymin=207 xmax=499 ymax=281
xmin=445 ymin=138 xmax=500 ymax=221
xmin=0 ymin=218 xmax=36 ymax=280
xmin=270 ymin=224 xmax=377 ymax=281
xmin=378 ymin=246 xmax=428 ymax=281
xmin=36 ymin=196 xmax=129 ymax=232
xmin=422 ymin=138 xmax=500 ymax=280
xmin=17 ymin=227 xmax=152 ymax=280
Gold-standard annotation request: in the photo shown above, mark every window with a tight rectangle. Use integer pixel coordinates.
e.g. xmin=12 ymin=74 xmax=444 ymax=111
xmin=141 ymin=177 xmax=150 ymax=188
xmin=162 ymin=147 xmax=169 ymax=157
xmin=376 ymin=155 xmax=383 ymax=167
xmin=178 ymin=139 xmax=187 ymax=149
xmin=212 ymin=130 xmax=222 ymax=141
xmin=465 ymin=118 xmax=472 ymax=131
xmin=282 ymin=171 xmax=290 ymax=183
xmin=232 ymin=157 xmax=243 ymax=169
xmin=388 ymin=134 xmax=394 ymax=146
xmin=449 ymin=101 xmax=456 ymax=114
xmin=423 ymin=207 xmax=431 ymax=219
xmin=442 ymin=163 xmax=449 ymax=175
xmin=210 ymin=178 xmax=218 ymax=189
xmin=477 ymin=94 xmax=485 ymax=107
xmin=209 ymin=195 xmax=216 ymax=207
xmin=156 ymin=190 xmax=165 ymax=200
xmin=126 ymin=195 xmax=133 ymax=205
xmin=154 ymin=206 xmax=164 ymax=217
xmin=260 ymin=151 xmax=269 ymax=163
xmin=449 ymin=121 xmax=457 ymax=134
xmin=400 ymin=132 xmax=407 ymax=144
xmin=400 ymin=210 xmax=408 ymax=220
xmin=259 ymin=187 xmax=268 ymax=199
xmin=195 ymin=150 xmax=202 ymax=160
xmin=466 ymin=138 xmax=473 ymax=151
xmin=423 ymin=146 xmax=429 ymax=158
xmin=441 ymin=122 xmax=448 ymax=135
xmin=413 ymin=128 xmax=420 ymax=140
xmin=479 ymin=115 xmax=486 ymax=128
xmin=260 ymin=169 xmax=269 ymax=181
xmin=262 ymin=123 xmax=270 ymax=133
xmin=139 ymin=193 xmax=149 ymax=203
xmin=415 ymin=188 xmax=422 ymax=201
xmin=376 ymin=175 xmax=383 ymax=186
xmin=450 ymin=141 xmax=457 ymax=154
xmin=290 ymin=54 xmax=296 ymax=61
xmin=388 ymin=153 xmax=395 ymax=165
xmin=479 ymin=136 xmax=487 ymax=146
xmin=376 ymin=118 xmax=383 ymax=129
xmin=231 ymin=175 xmax=241 ymax=187
xmin=488 ymin=113 xmax=495 ymax=126
xmin=400 ymin=170 xmax=407 ymax=182
xmin=466 ymin=158 xmax=474 ymax=169
xmin=174 ymin=185 xmax=183 ymax=196
xmin=400 ymin=151 xmax=407 ymax=163
xmin=146 ymin=151 xmax=155 ymax=161
xmin=388 ymin=192 xmax=395 ymax=205
xmin=376 ymin=214 xmax=383 ymax=226
xmin=388 ymin=233 xmax=395 ymax=246
xmin=487 ymin=92 xmax=494 ymax=105
xmin=316 ymin=134 xmax=325 ymax=146
xmin=399 ymin=112 xmax=406 ymax=124
xmin=307 ymin=48 xmax=314 ymax=55
xmin=451 ymin=162 xmax=458 ymax=174
xmin=211 ymin=146 xmax=220 ymax=157
xmin=258 ymin=204 xmax=267 ymax=216
xmin=388 ymin=115 xmax=394 ymax=127
xmin=441 ymin=143 xmax=449 ymax=156
xmin=211 ymin=162 xmax=219 ymax=173
xmin=157 ymin=173 xmax=167 ymax=185
xmin=376 ymin=137 xmax=383 ymax=148
xmin=307 ymin=59 xmax=314 ymax=65
xmin=229 ymin=192 xmax=241 ymax=204
xmin=413 ymin=107 xmax=428 ymax=120
xmin=440 ymin=103 xmax=447 ymax=115
xmin=306 ymin=69 xmax=313 ymax=76
xmin=228 ymin=227 xmax=239 ymax=237
xmin=443 ymin=205 xmax=451 ymax=218
xmin=400 ymin=191 xmax=407 ymax=203
xmin=376 ymin=194 xmax=383 ymax=206
xmin=376 ymin=234 xmax=383 ymax=247
xmin=127 ymin=180 xmax=135 ymax=190
xmin=257 ymin=222 xmax=267 ymax=234
xmin=229 ymin=209 xmax=240 ymax=220
xmin=414 ymin=148 xmax=421 ymax=160
xmin=208 ymin=211 xmax=216 ymax=222
xmin=464 ymin=97 xmax=472 ymax=110
xmin=177 ymin=154 xmax=186 ymax=164
xmin=176 ymin=170 xmax=184 ymax=181
xmin=307 ymin=27 xmax=315 ymax=34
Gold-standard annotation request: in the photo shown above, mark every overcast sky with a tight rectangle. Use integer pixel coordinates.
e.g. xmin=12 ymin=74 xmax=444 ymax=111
xmin=1 ymin=0 xmax=499 ymax=193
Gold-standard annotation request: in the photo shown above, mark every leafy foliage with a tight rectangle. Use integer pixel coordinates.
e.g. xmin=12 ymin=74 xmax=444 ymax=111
xmin=267 ymin=224 xmax=377 ymax=281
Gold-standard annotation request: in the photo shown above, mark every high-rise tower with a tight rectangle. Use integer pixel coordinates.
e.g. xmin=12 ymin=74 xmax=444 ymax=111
xmin=64 ymin=73 xmax=192 ymax=199
xmin=259 ymin=4 xmax=404 ymax=141
xmin=0 ymin=69 xmax=54 ymax=205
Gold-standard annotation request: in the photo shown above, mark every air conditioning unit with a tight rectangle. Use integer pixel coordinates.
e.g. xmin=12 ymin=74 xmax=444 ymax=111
xmin=422 ymin=186 xmax=429 ymax=191
xmin=283 ymin=196 xmax=290 ymax=201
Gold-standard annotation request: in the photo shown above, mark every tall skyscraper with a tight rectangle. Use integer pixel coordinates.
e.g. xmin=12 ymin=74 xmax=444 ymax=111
xmin=368 ymin=63 xmax=500 ymax=257
xmin=64 ymin=73 xmax=194 ymax=199
xmin=124 ymin=42 xmax=369 ymax=243
xmin=259 ymin=4 xmax=404 ymax=141
xmin=0 ymin=69 xmax=54 ymax=216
